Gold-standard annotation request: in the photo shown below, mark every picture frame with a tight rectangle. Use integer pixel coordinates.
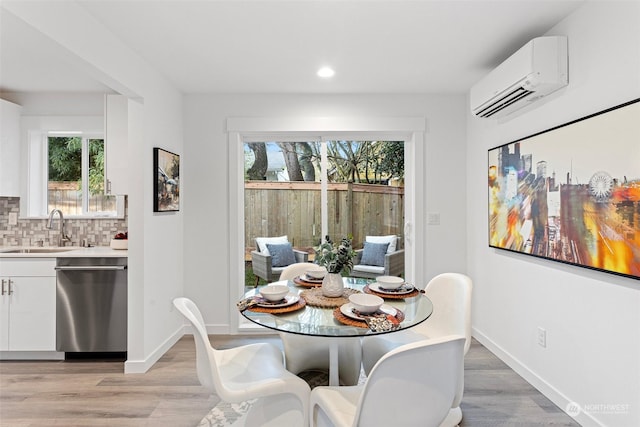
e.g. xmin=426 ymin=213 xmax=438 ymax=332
xmin=153 ymin=147 xmax=180 ymax=212
xmin=488 ymin=99 xmax=640 ymax=280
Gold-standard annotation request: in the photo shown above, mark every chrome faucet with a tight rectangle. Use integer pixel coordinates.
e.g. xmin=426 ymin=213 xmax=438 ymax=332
xmin=47 ymin=209 xmax=71 ymax=247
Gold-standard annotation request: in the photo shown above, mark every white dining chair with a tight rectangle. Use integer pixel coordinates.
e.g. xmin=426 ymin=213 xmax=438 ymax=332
xmin=279 ymin=262 xmax=319 ymax=281
xmin=310 ymin=335 xmax=466 ymax=427
xmin=361 ymin=273 xmax=473 ymax=426
xmin=173 ymin=297 xmax=311 ymax=427
xmin=278 ymin=263 xmax=363 ymax=386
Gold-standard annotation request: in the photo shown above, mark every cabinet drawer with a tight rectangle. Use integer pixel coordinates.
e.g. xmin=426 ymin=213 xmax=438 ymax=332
xmin=0 ymin=259 xmax=56 ymax=277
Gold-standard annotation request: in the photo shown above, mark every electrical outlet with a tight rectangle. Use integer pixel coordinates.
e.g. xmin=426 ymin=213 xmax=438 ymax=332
xmin=537 ymin=327 xmax=547 ymax=348
xmin=8 ymin=212 xmax=18 ymax=226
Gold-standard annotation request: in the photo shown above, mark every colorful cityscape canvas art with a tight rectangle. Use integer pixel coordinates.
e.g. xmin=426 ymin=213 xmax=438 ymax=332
xmin=488 ymin=99 xmax=640 ymax=280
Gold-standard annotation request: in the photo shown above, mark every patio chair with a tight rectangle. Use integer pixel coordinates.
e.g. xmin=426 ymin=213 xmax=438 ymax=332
xmin=251 ymin=236 xmax=309 ymax=286
xmin=350 ymin=235 xmax=404 ymax=279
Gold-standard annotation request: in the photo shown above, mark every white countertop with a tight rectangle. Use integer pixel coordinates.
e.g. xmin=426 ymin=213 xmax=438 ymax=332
xmin=0 ymin=246 xmax=127 ymax=258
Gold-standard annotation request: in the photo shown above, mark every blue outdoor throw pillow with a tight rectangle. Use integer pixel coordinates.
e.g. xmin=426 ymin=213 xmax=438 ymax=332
xmin=266 ymin=243 xmax=296 ymax=267
xmin=360 ymin=241 xmax=390 ymax=267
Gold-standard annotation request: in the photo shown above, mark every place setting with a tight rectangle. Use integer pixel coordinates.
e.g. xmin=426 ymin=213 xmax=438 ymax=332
xmin=236 ymin=285 xmax=306 ymax=314
xmin=292 ymin=265 xmax=326 ymax=287
xmin=333 ymin=293 xmax=405 ymax=332
xmin=363 ymin=275 xmax=420 ymax=299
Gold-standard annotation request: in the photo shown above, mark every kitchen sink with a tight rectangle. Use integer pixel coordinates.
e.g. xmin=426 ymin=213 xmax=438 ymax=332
xmin=2 ymin=248 xmax=76 ymax=254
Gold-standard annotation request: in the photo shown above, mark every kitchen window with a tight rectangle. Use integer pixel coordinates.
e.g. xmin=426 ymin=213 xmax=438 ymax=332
xmin=47 ymin=135 xmax=116 ymax=216
xmin=25 ymin=130 xmax=124 ymax=218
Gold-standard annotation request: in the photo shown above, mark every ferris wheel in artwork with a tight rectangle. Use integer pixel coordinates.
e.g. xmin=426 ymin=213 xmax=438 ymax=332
xmin=588 ymin=171 xmax=614 ymax=202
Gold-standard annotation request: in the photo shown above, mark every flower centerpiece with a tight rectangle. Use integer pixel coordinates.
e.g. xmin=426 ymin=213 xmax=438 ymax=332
xmin=314 ymin=235 xmax=356 ymax=297
xmin=314 ymin=235 xmax=357 ymax=274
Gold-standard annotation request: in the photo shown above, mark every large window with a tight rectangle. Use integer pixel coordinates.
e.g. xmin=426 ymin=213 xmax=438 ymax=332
xmin=244 ymin=140 xmax=405 ymax=286
xmin=47 ymin=135 xmax=116 ymax=216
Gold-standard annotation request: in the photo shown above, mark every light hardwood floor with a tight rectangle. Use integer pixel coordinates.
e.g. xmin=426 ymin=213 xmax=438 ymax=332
xmin=0 ymin=336 xmax=579 ymax=427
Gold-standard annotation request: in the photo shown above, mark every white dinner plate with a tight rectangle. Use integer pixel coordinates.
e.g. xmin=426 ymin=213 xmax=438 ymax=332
xmin=369 ymin=282 xmax=414 ymax=295
xmin=301 ymin=274 xmax=323 ymax=283
xmin=256 ymin=294 xmax=300 ymax=308
xmin=340 ymin=303 xmax=397 ymax=320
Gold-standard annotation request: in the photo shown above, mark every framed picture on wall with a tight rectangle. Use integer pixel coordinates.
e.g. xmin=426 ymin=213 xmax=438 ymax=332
xmin=488 ymin=98 xmax=640 ymax=280
xmin=153 ymin=147 xmax=180 ymax=212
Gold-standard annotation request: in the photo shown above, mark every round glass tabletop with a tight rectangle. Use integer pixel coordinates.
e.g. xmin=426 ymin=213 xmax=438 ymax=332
xmin=240 ymin=277 xmax=433 ymax=338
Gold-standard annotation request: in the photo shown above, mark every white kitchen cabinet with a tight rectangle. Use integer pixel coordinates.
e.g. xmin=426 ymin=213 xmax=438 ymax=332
xmin=0 ymin=259 xmax=56 ymax=352
xmin=104 ymin=94 xmax=129 ymax=195
xmin=0 ymin=98 xmax=23 ymax=196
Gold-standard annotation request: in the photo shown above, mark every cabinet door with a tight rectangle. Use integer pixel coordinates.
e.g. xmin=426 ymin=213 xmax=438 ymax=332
xmin=104 ymin=94 xmax=128 ymax=195
xmin=8 ymin=277 xmax=56 ymax=351
xmin=0 ymin=99 xmax=23 ymax=196
xmin=0 ymin=280 xmax=9 ymax=351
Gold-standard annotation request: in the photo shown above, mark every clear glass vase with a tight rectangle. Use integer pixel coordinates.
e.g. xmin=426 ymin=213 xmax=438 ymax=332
xmin=322 ymin=272 xmax=344 ymax=297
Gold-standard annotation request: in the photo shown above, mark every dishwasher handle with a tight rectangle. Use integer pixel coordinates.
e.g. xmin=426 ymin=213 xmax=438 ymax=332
xmin=55 ymin=265 xmax=127 ymax=271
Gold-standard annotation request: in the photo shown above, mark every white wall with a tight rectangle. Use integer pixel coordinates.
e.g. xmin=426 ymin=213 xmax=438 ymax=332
xmin=466 ymin=2 xmax=640 ymax=426
xmin=0 ymin=93 xmax=105 ymax=116
xmin=183 ymin=94 xmax=467 ymax=330
xmin=3 ymin=2 xmax=185 ymax=372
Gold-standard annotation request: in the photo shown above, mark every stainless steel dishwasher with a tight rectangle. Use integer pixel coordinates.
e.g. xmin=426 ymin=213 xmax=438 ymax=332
xmin=55 ymin=257 xmax=127 ymax=353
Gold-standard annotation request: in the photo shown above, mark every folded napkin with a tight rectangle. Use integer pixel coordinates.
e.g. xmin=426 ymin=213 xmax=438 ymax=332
xmin=236 ymin=296 xmax=288 ymax=312
xmin=364 ymin=315 xmax=401 ymax=332
xmin=351 ymin=308 xmax=401 ymax=332
xmin=236 ymin=297 xmax=257 ymax=312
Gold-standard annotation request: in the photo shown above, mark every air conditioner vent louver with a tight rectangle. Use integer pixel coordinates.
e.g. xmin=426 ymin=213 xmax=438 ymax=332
xmin=476 ymin=87 xmax=534 ymax=118
xmin=470 ymin=36 xmax=568 ymax=119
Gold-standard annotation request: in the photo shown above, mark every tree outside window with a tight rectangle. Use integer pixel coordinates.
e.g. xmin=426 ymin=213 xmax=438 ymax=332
xmin=48 ymin=136 xmax=115 ymax=215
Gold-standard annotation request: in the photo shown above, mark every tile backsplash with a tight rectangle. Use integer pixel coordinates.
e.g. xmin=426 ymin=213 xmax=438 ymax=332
xmin=0 ymin=197 xmax=128 ymax=247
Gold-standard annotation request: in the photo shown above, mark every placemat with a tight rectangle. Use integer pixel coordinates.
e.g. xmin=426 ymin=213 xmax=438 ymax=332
xmin=300 ymin=287 xmax=361 ymax=308
xmin=363 ymin=284 xmax=421 ymax=299
xmin=246 ymin=298 xmax=306 ymax=314
xmin=332 ymin=306 xmax=405 ymax=329
xmin=293 ymin=276 xmax=322 ymax=287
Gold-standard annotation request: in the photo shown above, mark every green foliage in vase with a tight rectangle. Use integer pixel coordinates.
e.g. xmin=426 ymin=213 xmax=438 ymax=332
xmin=314 ymin=235 xmax=357 ymax=274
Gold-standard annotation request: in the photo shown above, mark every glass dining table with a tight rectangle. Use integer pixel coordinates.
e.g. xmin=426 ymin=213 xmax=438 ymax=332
xmin=240 ymin=277 xmax=433 ymax=385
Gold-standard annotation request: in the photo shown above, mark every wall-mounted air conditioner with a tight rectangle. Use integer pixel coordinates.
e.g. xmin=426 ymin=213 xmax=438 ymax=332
xmin=470 ymin=36 xmax=568 ymax=119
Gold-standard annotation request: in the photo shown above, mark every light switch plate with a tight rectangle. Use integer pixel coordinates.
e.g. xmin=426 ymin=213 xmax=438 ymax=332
xmin=427 ymin=212 xmax=440 ymax=225
xmin=8 ymin=212 xmax=18 ymax=225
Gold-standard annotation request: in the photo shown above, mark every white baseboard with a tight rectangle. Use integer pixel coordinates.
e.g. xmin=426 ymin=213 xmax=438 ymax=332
xmin=123 ymin=323 xmax=232 ymax=373
xmin=236 ymin=323 xmax=280 ymax=335
xmin=0 ymin=351 xmax=64 ymax=360
xmin=207 ymin=323 xmax=232 ymax=334
xmin=124 ymin=326 xmax=183 ymax=374
xmin=472 ymin=327 xmax=603 ymax=427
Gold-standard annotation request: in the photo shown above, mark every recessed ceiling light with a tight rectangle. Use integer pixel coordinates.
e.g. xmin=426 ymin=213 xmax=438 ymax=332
xmin=317 ymin=67 xmax=335 ymax=78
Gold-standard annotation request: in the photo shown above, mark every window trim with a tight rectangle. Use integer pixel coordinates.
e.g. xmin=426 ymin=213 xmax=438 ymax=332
xmin=227 ymin=117 xmax=426 ymax=333
xmin=24 ymin=130 xmax=124 ymax=219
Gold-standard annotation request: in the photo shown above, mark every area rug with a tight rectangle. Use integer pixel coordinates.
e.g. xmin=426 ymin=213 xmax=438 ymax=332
xmin=198 ymin=370 xmax=364 ymax=426
xmin=198 ymin=399 xmax=257 ymax=427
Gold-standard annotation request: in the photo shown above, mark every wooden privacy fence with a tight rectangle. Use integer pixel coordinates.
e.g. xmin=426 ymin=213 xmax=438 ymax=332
xmin=48 ymin=181 xmax=115 ymax=214
xmin=244 ymin=181 xmax=404 ymax=251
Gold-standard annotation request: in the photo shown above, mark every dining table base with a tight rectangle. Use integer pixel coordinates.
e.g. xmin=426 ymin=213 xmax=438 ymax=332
xmin=329 ymin=338 xmax=339 ymax=386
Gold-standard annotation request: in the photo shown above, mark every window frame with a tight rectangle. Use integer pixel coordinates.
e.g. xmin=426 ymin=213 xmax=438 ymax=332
xmin=228 ymin=116 xmax=426 ymax=333
xmin=24 ymin=130 xmax=124 ymax=219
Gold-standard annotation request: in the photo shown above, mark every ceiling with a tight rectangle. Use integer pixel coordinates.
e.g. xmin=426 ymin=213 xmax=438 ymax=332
xmin=0 ymin=0 xmax=584 ymax=95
